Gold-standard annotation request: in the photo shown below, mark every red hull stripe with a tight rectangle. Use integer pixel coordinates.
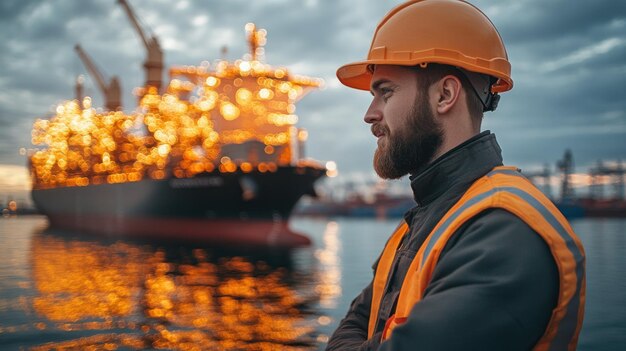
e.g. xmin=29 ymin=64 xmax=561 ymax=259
xmin=47 ymin=214 xmax=311 ymax=248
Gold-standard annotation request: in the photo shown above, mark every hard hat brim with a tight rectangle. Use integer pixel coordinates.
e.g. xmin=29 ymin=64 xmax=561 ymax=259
xmin=336 ymin=56 xmax=513 ymax=93
xmin=336 ymin=60 xmax=382 ymax=91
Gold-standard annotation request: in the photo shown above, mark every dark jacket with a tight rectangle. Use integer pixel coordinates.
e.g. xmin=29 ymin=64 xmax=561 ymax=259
xmin=326 ymin=131 xmax=559 ymax=351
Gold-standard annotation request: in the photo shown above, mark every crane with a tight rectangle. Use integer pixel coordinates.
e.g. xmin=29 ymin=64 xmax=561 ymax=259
xmin=557 ymin=149 xmax=575 ymax=201
xmin=74 ymin=44 xmax=122 ymax=111
xmin=117 ymin=0 xmax=163 ymax=93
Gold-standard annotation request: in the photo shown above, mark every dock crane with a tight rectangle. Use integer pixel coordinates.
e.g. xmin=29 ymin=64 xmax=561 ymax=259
xmin=557 ymin=149 xmax=575 ymax=201
xmin=117 ymin=0 xmax=163 ymax=94
xmin=74 ymin=44 xmax=122 ymax=111
xmin=589 ymin=160 xmax=626 ymax=200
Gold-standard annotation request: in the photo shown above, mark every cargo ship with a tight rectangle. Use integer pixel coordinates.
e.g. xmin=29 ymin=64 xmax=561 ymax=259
xmin=29 ymin=1 xmax=326 ymax=247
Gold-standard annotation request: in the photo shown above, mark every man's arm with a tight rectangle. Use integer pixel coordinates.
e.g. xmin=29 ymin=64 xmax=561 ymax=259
xmin=379 ymin=209 xmax=559 ymax=351
xmin=326 ymin=281 xmax=382 ymax=350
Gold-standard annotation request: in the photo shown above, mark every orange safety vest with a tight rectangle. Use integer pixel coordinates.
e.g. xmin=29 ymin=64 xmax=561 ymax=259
xmin=368 ymin=166 xmax=586 ymax=350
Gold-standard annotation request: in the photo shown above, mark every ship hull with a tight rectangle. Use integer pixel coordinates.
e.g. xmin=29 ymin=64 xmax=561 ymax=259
xmin=32 ymin=166 xmax=324 ymax=247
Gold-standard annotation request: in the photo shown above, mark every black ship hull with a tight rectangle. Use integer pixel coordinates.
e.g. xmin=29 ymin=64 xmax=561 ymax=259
xmin=32 ymin=165 xmax=325 ymax=247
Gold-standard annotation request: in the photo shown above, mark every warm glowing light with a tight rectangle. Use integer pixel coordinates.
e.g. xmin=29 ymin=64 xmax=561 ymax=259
xmin=83 ymin=96 xmax=92 ymax=109
xmin=288 ymin=89 xmax=298 ymax=100
xmin=314 ymin=221 xmax=342 ymax=308
xmin=240 ymin=162 xmax=253 ymax=173
xmin=235 ymin=88 xmax=253 ymax=105
xmin=220 ymin=102 xmax=240 ymax=121
xmin=318 ymin=316 xmax=332 ymax=326
xmin=28 ymin=236 xmax=319 ymax=350
xmin=258 ymin=88 xmax=273 ymax=100
xmin=158 ymin=144 xmax=171 ymax=157
xmin=198 ymin=97 xmax=216 ymax=111
xmin=30 ymin=23 xmax=325 ymax=190
xmin=325 ymin=161 xmax=338 ymax=178
xmin=239 ymin=61 xmax=251 ymax=73
xmin=102 ymin=153 xmax=111 ymax=165
xmin=267 ymin=113 xmax=298 ymax=126
xmin=298 ymin=129 xmax=308 ymax=141
xmin=205 ymin=76 xmax=219 ymax=87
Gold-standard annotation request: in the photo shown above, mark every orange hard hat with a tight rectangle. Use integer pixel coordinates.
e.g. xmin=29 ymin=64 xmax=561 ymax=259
xmin=336 ymin=0 xmax=513 ymax=94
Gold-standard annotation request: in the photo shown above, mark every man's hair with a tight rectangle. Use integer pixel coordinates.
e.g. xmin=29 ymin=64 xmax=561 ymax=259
xmin=414 ymin=63 xmax=485 ymax=130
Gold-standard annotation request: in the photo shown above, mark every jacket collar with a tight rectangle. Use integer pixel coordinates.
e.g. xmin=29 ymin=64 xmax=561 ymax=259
xmin=409 ymin=131 xmax=503 ymax=207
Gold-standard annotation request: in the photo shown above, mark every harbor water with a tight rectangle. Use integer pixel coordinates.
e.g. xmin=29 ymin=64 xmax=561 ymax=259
xmin=0 ymin=215 xmax=624 ymax=350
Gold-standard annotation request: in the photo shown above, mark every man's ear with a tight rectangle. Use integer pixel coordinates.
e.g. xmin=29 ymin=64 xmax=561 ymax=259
xmin=434 ymin=75 xmax=462 ymax=114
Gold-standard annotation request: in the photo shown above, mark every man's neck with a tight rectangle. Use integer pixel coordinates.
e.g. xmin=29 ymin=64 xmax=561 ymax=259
xmin=432 ymin=127 xmax=481 ymax=161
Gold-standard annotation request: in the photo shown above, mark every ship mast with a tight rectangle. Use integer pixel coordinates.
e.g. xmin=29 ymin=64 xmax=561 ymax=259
xmin=557 ymin=149 xmax=575 ymax=201
xmin=74 ymin=44 xmax=122 ymax=111
xmin=75 ymin=75 xmax=84 ymax=105
xmin=117 ymin=0 xmax=163 ymax=94
xmin=245 ymin=23 xmax=266 ymax=61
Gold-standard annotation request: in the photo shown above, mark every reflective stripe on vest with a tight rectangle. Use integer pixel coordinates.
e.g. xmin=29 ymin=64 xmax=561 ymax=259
xmin=368 ymin=221 xmax=409 ymax=337
xmin=368 ymin=166 xmax=586 ymax=351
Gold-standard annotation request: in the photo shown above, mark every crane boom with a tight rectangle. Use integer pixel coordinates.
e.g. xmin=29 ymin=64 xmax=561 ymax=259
xmin=117 ymin=0 xmax=163 ymax=93
xmin=74 ymin=44 xmax=122 ymax=111
xmin=117 ymin=0 xmax=150 ymax=49
xmin=74 ymin=44 xmax=108 ymax=95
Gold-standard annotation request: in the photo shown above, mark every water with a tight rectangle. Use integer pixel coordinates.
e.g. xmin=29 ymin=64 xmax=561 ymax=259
xmin=0 ymin=215 xmax=624 ymax=350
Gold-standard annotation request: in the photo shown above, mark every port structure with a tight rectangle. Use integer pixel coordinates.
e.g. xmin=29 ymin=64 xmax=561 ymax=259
xmin=74 ymin=44 xmax=122 ymax=111
xmin=525 ymin=150 xmax=626 ymax=202
xmin=589 ymin=160 xmax=625 ymax=200
xmin=557 ymin=149 xmax=576 ymax=201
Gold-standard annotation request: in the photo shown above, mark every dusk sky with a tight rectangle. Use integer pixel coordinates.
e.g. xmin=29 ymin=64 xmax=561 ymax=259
xmin=1 ymin=0 xmax=625 ymax=203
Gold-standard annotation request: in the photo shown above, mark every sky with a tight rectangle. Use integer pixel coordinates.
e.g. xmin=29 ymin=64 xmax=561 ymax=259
xmin=0 ymin=0 xmax=625 ymax=204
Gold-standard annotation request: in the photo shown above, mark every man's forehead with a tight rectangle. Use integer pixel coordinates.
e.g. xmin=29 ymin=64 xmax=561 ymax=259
xmin=369 ymin=65 xmax=414 ymax=88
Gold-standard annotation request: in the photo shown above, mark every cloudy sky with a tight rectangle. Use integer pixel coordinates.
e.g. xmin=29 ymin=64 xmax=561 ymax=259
xmin=0 ymin=0 xmax=625 ymax=202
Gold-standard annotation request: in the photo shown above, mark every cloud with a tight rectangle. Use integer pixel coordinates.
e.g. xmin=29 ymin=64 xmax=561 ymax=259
xmin=539 ymin=37 xmax=625 ymax=73
xmin=0 ymin=0 xmax=624 ymax=186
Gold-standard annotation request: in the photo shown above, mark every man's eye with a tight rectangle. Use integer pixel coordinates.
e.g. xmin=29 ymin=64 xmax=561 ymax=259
xmin=381 ymin=88 xmax=393 ymax=100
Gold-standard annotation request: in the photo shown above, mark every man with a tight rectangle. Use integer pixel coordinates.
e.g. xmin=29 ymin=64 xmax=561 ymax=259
xmin=327 ymin=1 xmax=586 ymax=350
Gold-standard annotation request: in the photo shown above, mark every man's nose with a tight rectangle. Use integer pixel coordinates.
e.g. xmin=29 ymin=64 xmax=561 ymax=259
xmin=364 ymin=99 xmax=382 ymax=124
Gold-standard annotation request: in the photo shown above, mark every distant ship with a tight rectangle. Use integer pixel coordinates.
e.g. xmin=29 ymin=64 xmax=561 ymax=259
xmin=295 ymin=191 xmax=415 ymax=219
xmin=29 ymin=1 xmax=326 ymax=247
xmin=294 ymin=177 xmax=416 ymax=219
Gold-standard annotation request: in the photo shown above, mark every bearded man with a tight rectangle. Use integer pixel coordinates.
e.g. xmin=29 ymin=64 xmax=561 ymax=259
xmin=326 ymin=1 xmax=586 ymax=350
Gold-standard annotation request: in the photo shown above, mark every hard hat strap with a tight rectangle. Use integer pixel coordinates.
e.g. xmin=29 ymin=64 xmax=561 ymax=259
xmin=455 ymin=68 xmax=499 ymax=112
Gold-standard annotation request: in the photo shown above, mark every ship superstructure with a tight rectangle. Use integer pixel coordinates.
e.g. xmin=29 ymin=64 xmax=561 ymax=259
xmin=30 ymin=3 xmax=326 ymax=247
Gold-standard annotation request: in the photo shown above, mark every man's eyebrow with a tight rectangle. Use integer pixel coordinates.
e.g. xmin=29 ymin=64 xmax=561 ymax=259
xmin=370 ymin=79 xmax=391 ymax=96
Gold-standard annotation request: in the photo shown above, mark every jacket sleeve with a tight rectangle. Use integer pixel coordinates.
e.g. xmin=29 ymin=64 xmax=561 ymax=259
xmin=378 ymin=208 xmax=559 ymax=351
xmin=326 ymin=281 xmax=382 ymax=350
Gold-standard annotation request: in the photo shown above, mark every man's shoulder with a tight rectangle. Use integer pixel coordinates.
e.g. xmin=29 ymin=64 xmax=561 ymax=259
xmin=432 ymin=207 xmax=559 ymax=312
xmin=442 ymin=207 xmax=555 ymax=264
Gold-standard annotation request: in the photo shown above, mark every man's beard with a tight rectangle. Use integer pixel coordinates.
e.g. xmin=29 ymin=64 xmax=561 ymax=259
xmin=373 ymin=94 xmax=443 ymax=179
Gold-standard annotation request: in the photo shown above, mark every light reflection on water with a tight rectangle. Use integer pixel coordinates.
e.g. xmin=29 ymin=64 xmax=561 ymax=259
xmin=0 ymin=216 xmax=340 ymax=350
xmin=2 ymin=216 xmax=625 ymax=350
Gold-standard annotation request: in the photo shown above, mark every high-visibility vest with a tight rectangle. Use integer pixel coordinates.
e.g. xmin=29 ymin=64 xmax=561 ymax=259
xmin=368 ymin=166 xmax=586 ymax=351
